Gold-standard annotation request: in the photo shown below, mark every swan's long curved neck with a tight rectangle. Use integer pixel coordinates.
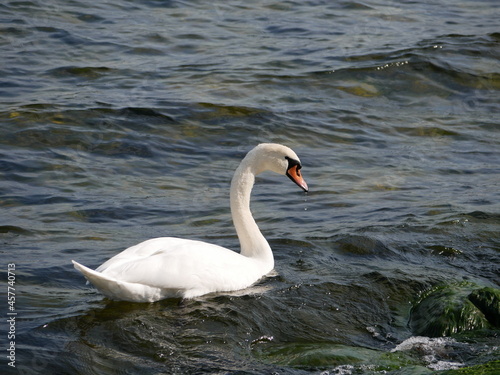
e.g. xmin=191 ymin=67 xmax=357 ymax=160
xmin=230 ymin=161 xmax=273 ymax=265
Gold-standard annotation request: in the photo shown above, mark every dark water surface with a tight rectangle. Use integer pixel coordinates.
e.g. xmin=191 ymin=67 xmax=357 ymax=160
xmin=1 ymin=0 xmax=499 ymax=374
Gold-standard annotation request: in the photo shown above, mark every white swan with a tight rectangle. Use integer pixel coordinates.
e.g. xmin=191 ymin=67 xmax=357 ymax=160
xmin=72 ymin=143 xmax=308 ymax=302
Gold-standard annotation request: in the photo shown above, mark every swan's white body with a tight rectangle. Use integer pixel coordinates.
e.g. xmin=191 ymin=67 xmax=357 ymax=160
xmin=72 ymin=143 xmax=308 ymax=302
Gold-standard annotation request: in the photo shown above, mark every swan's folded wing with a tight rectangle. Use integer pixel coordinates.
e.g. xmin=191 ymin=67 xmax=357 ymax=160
xmin=96 ymin=237 xmax=203 ymax=272
xmin=99 ymin=243 xmax=263 ymax=294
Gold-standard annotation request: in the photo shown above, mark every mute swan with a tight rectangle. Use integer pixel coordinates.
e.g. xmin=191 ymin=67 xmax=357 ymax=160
xmin=72 ymin=143 xmax=308 ymax=302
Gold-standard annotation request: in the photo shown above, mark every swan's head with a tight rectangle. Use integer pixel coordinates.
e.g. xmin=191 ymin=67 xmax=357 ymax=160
xmin=248 ymin=143 xmax=308 ymax=192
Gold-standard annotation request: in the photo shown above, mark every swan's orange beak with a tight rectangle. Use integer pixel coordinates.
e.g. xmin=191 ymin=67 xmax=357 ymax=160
xmin=287 ymin=164 xmax=308 ymax=192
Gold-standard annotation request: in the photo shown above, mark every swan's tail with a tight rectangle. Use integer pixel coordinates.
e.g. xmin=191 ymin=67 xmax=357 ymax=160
xmin=72 ymin=260 xmax=162 ymax=302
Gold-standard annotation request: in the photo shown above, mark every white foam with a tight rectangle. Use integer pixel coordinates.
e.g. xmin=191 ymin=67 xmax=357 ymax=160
xmin=427 ymin=359 xmax=464 ymax=371
xmin=392 ymin=336 xmax=464 ymax=371
xmin=327 ymin=364 xmax=354 ymax=375
xmin=391 ymin=336 xmax=453 ymax=352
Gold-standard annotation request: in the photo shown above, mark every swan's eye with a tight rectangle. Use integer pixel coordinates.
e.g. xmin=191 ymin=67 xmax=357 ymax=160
xmin=285 ymin=156 xmax=301 ymax=170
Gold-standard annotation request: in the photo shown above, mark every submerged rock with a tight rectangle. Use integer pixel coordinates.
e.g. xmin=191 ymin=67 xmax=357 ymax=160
xmin=409 ymin=282 xmax=499 ymax=337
